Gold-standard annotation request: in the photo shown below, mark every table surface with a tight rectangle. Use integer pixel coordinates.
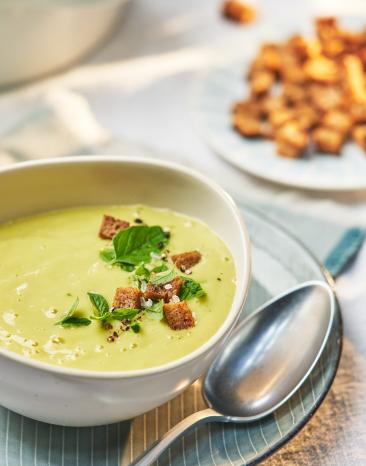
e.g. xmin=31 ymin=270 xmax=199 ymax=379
xmin=0 ymin=0 xmax=366 ymax=464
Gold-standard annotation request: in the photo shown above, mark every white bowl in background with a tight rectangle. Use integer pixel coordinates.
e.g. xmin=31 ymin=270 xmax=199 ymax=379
xmin=0 ymin=156 xmax=251 ymax=426
xmin=0 ymin=0 xmax=129 ymax=87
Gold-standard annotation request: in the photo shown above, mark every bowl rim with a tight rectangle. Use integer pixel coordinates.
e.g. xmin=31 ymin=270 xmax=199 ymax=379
xmin=0 ymin=156 xmax=251 ymax=379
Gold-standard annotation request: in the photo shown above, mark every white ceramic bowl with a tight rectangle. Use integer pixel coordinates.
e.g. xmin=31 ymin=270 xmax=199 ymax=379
xmin=0 ymin=0 xmax=129 ymax=87
xmin=0 ymin=156 xmax=251 ymax=426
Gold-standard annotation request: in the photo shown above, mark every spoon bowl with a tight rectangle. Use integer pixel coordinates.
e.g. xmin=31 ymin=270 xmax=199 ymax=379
xmin=130 ymin=280 xmax=335 ymax=466
xmin=203 ymin=280 xmax=335 ymax=420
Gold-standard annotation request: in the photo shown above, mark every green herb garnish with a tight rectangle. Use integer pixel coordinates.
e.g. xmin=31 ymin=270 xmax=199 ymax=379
xmin=150 ymin=265 xmax=176 ymax=285
xmin=131 ymin=322 xmax=141 ymax=333
xmin=110 ymin=308 xmax=140 ymax=321
xmin=179 ymin=277 xmax=206 ymax=300
xmin=100 ymin=225 xmax=169 ymax=270
xmin=88 ymin=292 xmax=110 ymax=320
xmin=145 ymin=300 xmax=164 ymax=321
xmin=56 ymin=297 xmax=92 ymax=328
xmin=99 ymin=248 xmax=116 ymax=263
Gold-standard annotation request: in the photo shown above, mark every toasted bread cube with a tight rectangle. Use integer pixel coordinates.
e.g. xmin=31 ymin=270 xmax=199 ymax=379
xmin=172 ymin=251 xmax=202 ymax=272
xmin=233 ymin=113 xmax=268 ymax=138
xmin=232 ymin=99 xmax=263 ymax=118
xmin=322 ymin=110 xmax=353 ymax=135
xmin=144 ymin=277 xmax=183 ymax=303
xmin=304 ymin=56 xmax=339 ymax=84
xmin=343 ymin=55 xmax=366 ymax=103
xmin=113 ymin=287 xmax=142 ymax=309
xmin=269 ymin=108 xmax=295 ymax=128
xmin=312 ymin=127 xmax=344 ymax=154
xmin=350 ymin=103 xmax=366 ymax=124
xmin=280 ymin=51 xmax=307 ymax=84
xmin=295 ymin=104 xmax=319 ymax=130
xmin=307 ymin=84 xmax=345 ymax=112
xmin=258 ymin=43 xmax=282 ymax=74
xmin=286 ymin=35 xmax=310 ymax=62
xmin=259 ymin=95 xmax=285 ymax=116
xmin=222 ymin=0 xmax=255 ymax=24
xmin=282 ymin=83 xmax=307 ymax=105
xmin=275 ymin=141 xmax=303 ymax=158
xmin=352 ymin=125 xmax=366 ymax=152
xmin=250 ymin=70 xmax=275 ymax=96
xmin=274 ymin=121 xmax=308 ymax=158
xmin=164 ymin=301 xmax=195 ymax=330
xmin=99 ymin=215 xmax=129 ymax=240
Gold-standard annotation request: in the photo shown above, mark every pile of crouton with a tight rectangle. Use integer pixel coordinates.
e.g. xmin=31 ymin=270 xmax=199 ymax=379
xmin=232 ymin=17 xmax=366 ymax=158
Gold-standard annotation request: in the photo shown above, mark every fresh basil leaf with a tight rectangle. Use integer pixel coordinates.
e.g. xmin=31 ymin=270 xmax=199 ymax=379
xmin=56 ymin=297 xmax=92 ymax=328
xmin=120 ymin=263 xmax=135 ymax=272
xmin=59 ymin=317 xmax=92 ymax=328
xmin=179 ymin=277 xmax=206 ymax=300
xmin=151 ymin=263 xmax=169 ymax=273
xmin=88 ymin=292 xmax=109 ymax=319
xmin=150 ymin=266 xmax=176 ymax=285
xmin=145 ymin=300 xmax=164 ymax=321
xmin=135 ymin=264 xmax=150 ymax=281
xmin=100 ymin=248 xmax=115 ymax=263
xmin=131 ymin=322 xmax=141 ymax=333
xmin=113 ymin=226 xmax=168 ymax=266
xmin=110 ymin=308 xmax=140 ymax=321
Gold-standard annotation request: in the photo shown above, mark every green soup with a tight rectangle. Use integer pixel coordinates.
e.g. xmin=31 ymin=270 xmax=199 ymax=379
xmin=0 ymin=205 xmax=236 ymax=371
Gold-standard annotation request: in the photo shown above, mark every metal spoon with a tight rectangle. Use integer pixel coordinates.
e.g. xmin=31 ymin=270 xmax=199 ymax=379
xmin=130 ymin=280 xmax=335 ymax=466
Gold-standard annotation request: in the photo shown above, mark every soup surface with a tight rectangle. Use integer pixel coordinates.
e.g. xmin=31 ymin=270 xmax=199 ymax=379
xmin=0 ymin=205 xmax=236 ymax=371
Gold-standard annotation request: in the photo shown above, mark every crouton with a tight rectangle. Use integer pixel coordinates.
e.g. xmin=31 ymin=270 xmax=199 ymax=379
xmin=259 ymin=95 xmax=285 ymax=115
xmin=113 ymin=287 xmax=142 ymax=309
xmin=274 ymin=121 xmax=308 ymax=158
xmin=99 ymin=215 xmax=130 ymax=240
xmin=221 ymin=0 xmax=256 ymax=24
xmin=258 ymin=43 xmax=283 ymax=74
xmin=286 ymin=35 xmax=310 ymax=62
xmin=321 ymin=110 xmax=353 ymax=135
xmin=232 ymin=99 xmax=263 ymax=118
xmin=275 ymin=141 xmax=304 ymax=158
xmin=295 ymin=104 xmax=319 ymax=130
xmin=250 ymin=70 xmax=275 ymax=96
xmin=343 ymin=55 xmax=366 ymax=103
xmin=352 ymin=125 xmax=366 ymax=152
xmin=312 ymin=127 xmax=345 ymax=154
xmin=350 ymin=103 xmax=366 ymax=124
xmin=144 ymin=277 xmax=183 ymax=303
xmin=304 ymin=56 xmax=339 ymax=84
xmin=164 ymin=301 xmax=195 ymax=330
xmin=233 ymin=113 xmax=268 ymax=138
xmin=307 ymin=84 xmax=345 ymax=112
xmin=172 ymin=251 xmax=202 ymax=272
xmin=269 ymin=108 xmax=295 ymax=128
xmin=282 ymin=83 xmax=307 ymax=105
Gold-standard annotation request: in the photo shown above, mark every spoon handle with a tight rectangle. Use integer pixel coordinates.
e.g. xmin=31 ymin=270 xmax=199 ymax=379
xmin=129 ymin=408 xmax=224 ymax=466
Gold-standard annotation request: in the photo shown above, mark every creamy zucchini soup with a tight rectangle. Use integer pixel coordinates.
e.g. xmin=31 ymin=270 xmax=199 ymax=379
xmin=0 ymin=206 xmax=236 ymax=371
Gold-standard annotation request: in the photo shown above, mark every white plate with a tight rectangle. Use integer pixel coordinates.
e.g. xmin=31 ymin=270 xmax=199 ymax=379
xmin=193 ymin=59 xmax=366 ymax=192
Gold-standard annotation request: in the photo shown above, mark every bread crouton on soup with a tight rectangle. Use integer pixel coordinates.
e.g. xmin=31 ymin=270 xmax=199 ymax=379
xmin=144 ymin=277 xmax=183 ymax=303
xmin=113 ymin=287 xmax=142 ymax=309
xmin=164 ymin=301 xmax=195 ymax=330
xmin=172 ymin=251 xmax=202 ymax=272
xmin=99 ymin=215 xmax=130 ymax=240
